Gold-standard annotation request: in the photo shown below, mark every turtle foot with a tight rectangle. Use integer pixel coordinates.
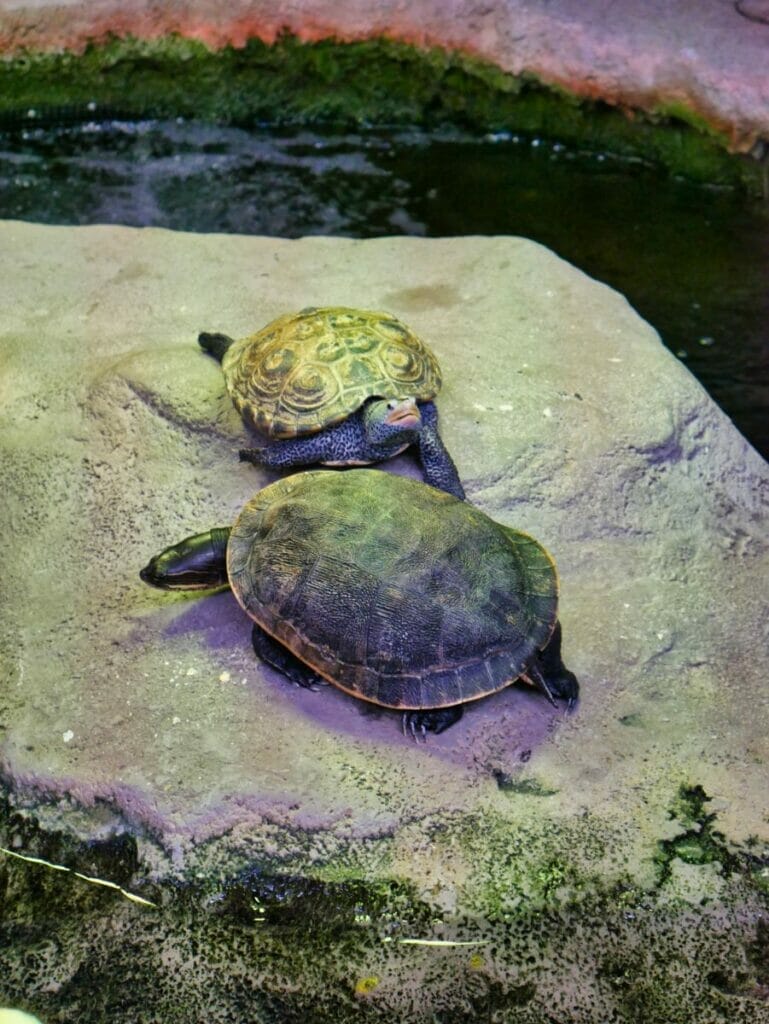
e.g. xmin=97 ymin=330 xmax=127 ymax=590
xmin=550 ymin=668 xmax=579 ymax=711
xmin=239 ymin=447 xmax=267 ymax=466
xmin=524 ymin=660 xmax=579 ymax=710
xmin=198 ymin=331 xmax=235 ymax=362
xmin=402 ymin=706 xmax=463 ymax=741
xmin=251 ymin=623 xmax=326 ymax=690
xmin=531 ymin=620 xmax=579 ymax=710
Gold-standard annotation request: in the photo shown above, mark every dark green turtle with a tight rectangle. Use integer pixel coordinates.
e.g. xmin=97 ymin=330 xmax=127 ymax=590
xmin=140 ymin=469 xmax=577 ymax=736
xmin=198 ymin=306 xmax=465 ymax=499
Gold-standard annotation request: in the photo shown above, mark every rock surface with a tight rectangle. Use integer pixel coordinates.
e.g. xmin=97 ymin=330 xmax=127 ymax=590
xmin=1 ymin=221 xmax=768 ymax=1021
xmin=0 ymin=0 xmax=767 ymax=152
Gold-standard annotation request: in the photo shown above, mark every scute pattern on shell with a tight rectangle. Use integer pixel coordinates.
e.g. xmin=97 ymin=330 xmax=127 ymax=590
xmin=227 ymin=470 xmax=559 ymax=711
xmin=221 ymin=307 xmax=443 ymax=439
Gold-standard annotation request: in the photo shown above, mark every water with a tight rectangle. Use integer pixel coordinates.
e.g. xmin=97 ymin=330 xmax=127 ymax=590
xmin=2 ymin=119 xmax=767 ymax=458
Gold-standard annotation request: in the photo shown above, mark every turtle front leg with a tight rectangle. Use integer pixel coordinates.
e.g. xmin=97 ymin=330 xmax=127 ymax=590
xmin=416 ymin=402 xmax=465 ymax=500
xmin=251 ymin=624 xmax=327 ymax=690
xmin=240 ymin=416 xmax=369 ymax=470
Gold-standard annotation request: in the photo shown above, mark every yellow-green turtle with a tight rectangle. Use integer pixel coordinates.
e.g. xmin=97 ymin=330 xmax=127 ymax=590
xmin=140 ymin=469 xmax=578 ymax=737
xmin=199 ymin=306 xmax=465 ymax=499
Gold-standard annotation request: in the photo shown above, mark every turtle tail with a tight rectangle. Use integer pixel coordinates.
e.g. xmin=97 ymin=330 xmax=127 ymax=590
xmin=198 ymin=331 xmax=235 ymax=363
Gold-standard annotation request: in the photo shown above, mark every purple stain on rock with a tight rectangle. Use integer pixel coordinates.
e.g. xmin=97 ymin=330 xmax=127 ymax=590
xmin=144 ymin=575 xmax=565 ymax=756
xmin=163 ymin=589 xmax=248 ymax=651
xmin=735 ymin=0 xmax=769 ymax=24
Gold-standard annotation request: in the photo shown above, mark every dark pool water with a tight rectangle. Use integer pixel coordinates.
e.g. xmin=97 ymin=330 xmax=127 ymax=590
xmin=2 ymin=119 xmax=767 ymax=459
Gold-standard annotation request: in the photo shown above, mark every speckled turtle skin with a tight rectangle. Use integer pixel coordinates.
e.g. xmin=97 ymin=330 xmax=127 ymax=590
xmin=227 ymin=469 xmax=559 ymax=711
xmin=220 ymin=306 xmax=442 ymax=439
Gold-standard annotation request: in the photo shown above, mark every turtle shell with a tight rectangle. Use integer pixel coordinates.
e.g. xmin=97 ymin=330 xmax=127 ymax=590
xmin=226 ymin=469 xmax=559 ymax=711
xmin=221 ymin=306 xmax=442 ymax=439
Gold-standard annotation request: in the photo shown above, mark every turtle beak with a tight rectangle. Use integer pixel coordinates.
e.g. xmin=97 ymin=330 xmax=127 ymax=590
xmin=140 ymin=557 xmax=180 ymax=590
xmin=384 ymin=398 xmax=421 ymax=429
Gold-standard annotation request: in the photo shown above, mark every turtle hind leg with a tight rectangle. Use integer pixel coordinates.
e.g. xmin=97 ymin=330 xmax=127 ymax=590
xmin=251 ymin=624 xmax=326 ymax=691
xmin=527 ymin=621 xmax=579 ymax=709
xmin=402 ymin=705 xmax=463 ymax=741
xmin=198 ymin=331 xmax=235 ymax=363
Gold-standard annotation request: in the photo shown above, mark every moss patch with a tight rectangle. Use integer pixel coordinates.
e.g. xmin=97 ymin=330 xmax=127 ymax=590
xmin=493 ymin=771 xmax=559 ymax=797
xmin=0 ymin=33 xmax=762 ymax=191
xmin=654 ymin=784 xmax=762 ymax=882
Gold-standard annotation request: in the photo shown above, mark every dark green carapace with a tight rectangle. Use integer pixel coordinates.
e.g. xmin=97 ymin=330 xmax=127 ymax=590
xmin=141 ymin=469 xmax=578 ymax=735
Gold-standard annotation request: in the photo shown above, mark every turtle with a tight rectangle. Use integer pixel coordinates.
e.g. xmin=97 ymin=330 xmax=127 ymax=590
xmin=139 ymin=469 xmax=578 ymax=737
xmin=198 ymin=305 xmax=465 ymax=499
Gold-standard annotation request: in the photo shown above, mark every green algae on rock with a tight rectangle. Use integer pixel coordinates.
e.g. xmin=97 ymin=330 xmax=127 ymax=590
xmin=0 ymin=34 xmax=762 ymax=191
xmin=2 ymin=792 xmax=769 ymax=1023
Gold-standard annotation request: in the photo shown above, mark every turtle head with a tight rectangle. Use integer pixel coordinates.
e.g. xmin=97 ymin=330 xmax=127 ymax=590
xmin=140 ymin=528 xmax=231 ymax=591
xmin=363 ymin=397 xmax=422 ymax=447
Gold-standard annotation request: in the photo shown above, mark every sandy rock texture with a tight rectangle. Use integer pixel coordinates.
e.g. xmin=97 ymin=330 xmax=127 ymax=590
xmin=1 ymin=222 xmax=768 ymax=1021
xmin=0 ymin=0 xmax=767 ymax=152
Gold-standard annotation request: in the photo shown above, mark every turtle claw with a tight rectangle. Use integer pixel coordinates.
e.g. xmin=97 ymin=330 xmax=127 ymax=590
xmin=523 ymin=661 xmax=579 ymax=709
xmin=544 ymin=662 xmax=580 ymax=711
xmin=402 ymin=706 xmax=463 ymax=740
xmin=524 ymin=664 xmax=559 ymax=707
xmin=285 ymin=667 xmax=327 ymax=691
xmin=402 ymin=714 xmax=428 ymax=743
xmin=560 ymin=670 xmax=580 ymax=712
xmin=310 ymin=678 xmax=331 ymax=692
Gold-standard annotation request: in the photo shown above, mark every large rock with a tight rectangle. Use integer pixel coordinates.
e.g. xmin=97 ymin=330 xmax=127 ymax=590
xmin=1 ymin=221 xmax=768 ymax=1022
xmin=0 ymin=0 xmax=768 ymax=151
